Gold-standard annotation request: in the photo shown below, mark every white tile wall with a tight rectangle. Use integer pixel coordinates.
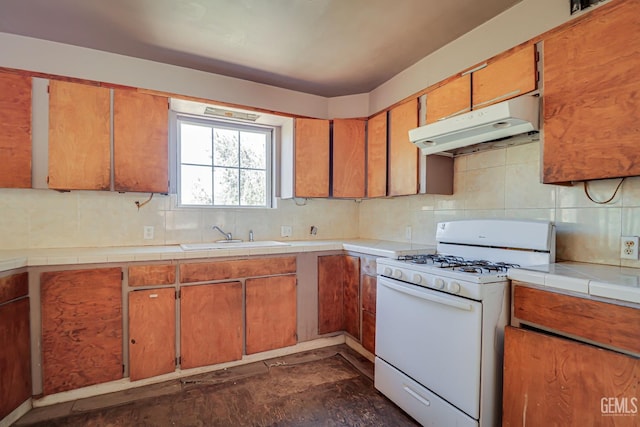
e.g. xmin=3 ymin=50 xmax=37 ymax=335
xmin=360 ymin=141 xmax=640 ymax=267
xmin=1 ymin=140 xmax=639 ymax=268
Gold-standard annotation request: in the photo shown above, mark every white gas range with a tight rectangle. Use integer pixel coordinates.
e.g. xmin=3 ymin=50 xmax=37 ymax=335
xmin=375 ymin=219 xmax=555 ymax=427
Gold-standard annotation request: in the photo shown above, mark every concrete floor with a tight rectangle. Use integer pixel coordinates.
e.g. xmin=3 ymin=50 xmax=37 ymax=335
xmin=17 ymin=345 xmax=419 ymax=426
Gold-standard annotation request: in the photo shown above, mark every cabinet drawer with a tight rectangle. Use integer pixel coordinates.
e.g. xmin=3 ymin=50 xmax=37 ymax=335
xmin=180 ymin=256 xmax=296 ymax=283
xmin=513 ymin=284 xmax=640 ymax=354
xmin=128 ymin=264 xmax=175 ymax=287
xmin=0 ymin=271 xmax=28 ymax=304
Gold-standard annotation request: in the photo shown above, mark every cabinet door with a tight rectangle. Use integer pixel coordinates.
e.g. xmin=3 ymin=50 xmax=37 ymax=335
xmin=0 ymin=297 xmax=31 ymax=420
xmin=128 ymin=288 xmax=176 ymax=381
xmin=361 ymin=274 xmax=377 ymax=353
xmin=366 ymin=111 xmax=387 ymax=198
xmin=245 ymin=275 xmax=297 ymax=354
xmin=343 ymin=255 xmax=360 ymax=339
xmin=48 ymin=80 xmax=111 ymax=190
xmin=503 ymin=326 xmax=640 ymax=427
xmin=41 ymin=267 xmax=122 ymax=395
xmin=388 ymin=100 xmax=418 ymax=196
xmin=426 ymin=74 xmax=471 ymax=124
xmin=543 ymin=1 xmax=640 ymax=183
xmin=332 ymin=119 xmax=365 ymax=198
xmin=318 ymin=255 xmax=344 ymax=334
xmin=318 ymin=255 xmax=360 ymax=338
xmin=114 ymin=90 xmax=168 ymax=193
xmin=0 ymin=72 xmax=31 ymax=188
xmin=294 ymin=118 xmax=330 ymax=198
xmin=472 ymin=44 xmax=537 ymax=109
xmin=180 ymin=282 xmax=242 ymax=369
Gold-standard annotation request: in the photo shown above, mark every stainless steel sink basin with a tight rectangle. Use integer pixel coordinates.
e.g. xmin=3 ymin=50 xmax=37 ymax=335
xmin=180 ymin=241 xmax=291 ymax=251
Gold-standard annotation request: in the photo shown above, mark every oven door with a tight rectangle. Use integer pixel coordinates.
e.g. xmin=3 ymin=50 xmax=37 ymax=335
xmin=375 ymin=276 xmax=482 ymax=420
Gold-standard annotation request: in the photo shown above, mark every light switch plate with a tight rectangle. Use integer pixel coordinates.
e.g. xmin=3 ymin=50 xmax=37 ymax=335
xmin=143 ymin=226 xmax=154 ymax=240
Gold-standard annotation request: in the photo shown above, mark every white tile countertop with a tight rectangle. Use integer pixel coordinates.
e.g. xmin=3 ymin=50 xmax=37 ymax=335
xmin=0 ymin=239 xmax=435 ymax=273
xmin=509 ymin=261 xmax=640 ymax=305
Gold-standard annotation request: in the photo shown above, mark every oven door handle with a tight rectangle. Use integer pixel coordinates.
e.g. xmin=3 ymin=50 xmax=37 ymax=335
xmin=379 ymin=279 xmax=473 ymax=311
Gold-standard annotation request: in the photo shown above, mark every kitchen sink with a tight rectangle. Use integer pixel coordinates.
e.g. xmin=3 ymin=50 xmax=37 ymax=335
xmin=179 ymin=241 xmax=291 ymax=251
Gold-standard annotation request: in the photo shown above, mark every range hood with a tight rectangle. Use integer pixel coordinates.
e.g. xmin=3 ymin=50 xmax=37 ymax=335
xmin=409 ymin=95 xmax=540 ymax=155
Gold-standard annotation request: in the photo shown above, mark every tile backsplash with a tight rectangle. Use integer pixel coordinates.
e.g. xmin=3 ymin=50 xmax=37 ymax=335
xmin=1 ymin=141 xmax=639 ymax=268
xmin=359 ymin=141 xmax=640 ymax=268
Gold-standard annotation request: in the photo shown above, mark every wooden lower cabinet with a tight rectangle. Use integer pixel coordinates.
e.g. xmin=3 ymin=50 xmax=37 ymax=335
xmin=245 ymin=275 xmax=297 ymax=354
xmin=503 ymin=326 xmax=640 ymax=427
xmin=128 ymin=288 xmax=176 ymax=381
xmin=40 ymin=268 xmax=123 ymax=395
xmin=317 ymin=255 xmax=360 ymax=338
xmin=0 ymin=296 xmax=31 ymax=420
xmin=180 ymin=282 xmax=242 ymax=369
xmin=361 ymin=274 xmax=377 ymax=353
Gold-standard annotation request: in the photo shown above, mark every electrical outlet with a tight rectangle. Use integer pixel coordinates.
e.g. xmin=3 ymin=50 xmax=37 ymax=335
xmin=143 ymin=226 xmax=154 ymax=240
xmin=621 ymin=236 xmax=639 ymax=259
xmin=405 ymin=226 xmax=412 ymax=241
xmin=280 ymin=225 xmax=292 ymax=238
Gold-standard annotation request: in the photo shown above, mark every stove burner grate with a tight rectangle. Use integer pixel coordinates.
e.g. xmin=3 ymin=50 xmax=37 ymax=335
xmin=398 ymin=254 xmax=520 ymax=274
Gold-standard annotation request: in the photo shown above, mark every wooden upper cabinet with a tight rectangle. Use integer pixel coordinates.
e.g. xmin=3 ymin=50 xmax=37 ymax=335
xmin=294 ymin=118 xmax=330 ymax=198
xmin=426 ymin=74 xmax=471 ymax=124
xmin=0 ymin=73 xmax=32 ymax=188
xmin=388 ymin=99 xmax=418 ymax=196
xmin=542 ymin=1 xmax=640 ymax=183
xmin=472 ymin=44 xmax=537 ymax=109
xmin=332 ymin=119 xmax=365 ymax=198
xmin=114 ymin=90 xmax=168 ymax=193
xmin=48 ymin=80 xmax=111 ymax=190
xmin=366 ymin=112 xmax=387 ymax=198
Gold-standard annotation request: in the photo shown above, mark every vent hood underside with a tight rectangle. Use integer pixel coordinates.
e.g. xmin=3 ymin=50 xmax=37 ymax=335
xmin=409 ymin=95 xmax=540 ymax=156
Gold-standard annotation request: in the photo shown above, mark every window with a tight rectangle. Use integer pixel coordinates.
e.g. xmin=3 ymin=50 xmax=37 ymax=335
xmin=177 ymin=116 xmax=273 ymax=207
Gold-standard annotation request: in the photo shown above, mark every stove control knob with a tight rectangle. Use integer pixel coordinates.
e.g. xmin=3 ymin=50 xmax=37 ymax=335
xmin=412 ymin=274 xmax=422 ymax=284
xmin=434 ymin=278 xmax=445 ymax=289
xmin=393 ymin=269 xmax=403 ymax=279
xmin=383 ymin=267 xmax=392 ymax=276
xmin=447 ymin=281 xmax=461 ymax=294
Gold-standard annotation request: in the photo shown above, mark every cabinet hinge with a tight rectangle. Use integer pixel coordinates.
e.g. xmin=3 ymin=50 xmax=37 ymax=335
xmin=175 ymin=290 xmax=181 ymax=299
xmin=295 ymin=332 xmax=298 ymax=341
xmin=122 ymin=364 xmax=125 ymax=374
xmin=176 ymin=356 xmax=181 ymax=366
xmin=121 ymin=271 xmax=124 ymax=281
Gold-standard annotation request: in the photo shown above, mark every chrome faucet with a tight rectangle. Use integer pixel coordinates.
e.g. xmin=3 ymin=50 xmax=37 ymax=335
xmin=212 ymin=225 xmax=232 ymax=241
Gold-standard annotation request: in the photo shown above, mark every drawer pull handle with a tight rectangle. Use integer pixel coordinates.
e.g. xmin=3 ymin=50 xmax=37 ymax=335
xmin=403 ymin=385 xmax=431 ymax=407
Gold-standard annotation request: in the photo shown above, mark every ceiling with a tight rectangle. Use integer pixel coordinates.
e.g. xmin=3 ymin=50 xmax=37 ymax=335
xmin=0 ymin=0 xmax=522 ymax=97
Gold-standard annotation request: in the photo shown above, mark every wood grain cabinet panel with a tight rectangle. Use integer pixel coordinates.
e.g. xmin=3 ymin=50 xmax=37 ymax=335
xmin=128 ymin=264 xmax=175 ymax=287
xmin=40 ymin=267 xmax=122 ymax=395
xmin=48 ymin=80 xmax=111 ymax=190
xmin=513 ymin=284 xmax=640 ymax=354
xmin=0 ymin=271 xmax=28 ymax=304
xmin=472 ymin=44 xmax=536 ymax=109
xmin=426 ymin=74 xmax=471 ymax=124
xmin=0 ymin=72 xmax=31 ymax=188
xmin=503 ymin=326 xmax=640 ymax=427
xmin=388 ymin=100 xmax=418 ymax=197
xmin=180 ymin=257 xmax=296 ymax=283
xmin=114 ymin=90 xmax=169 ymax=193
xmin=542 ymin=1 xmax=640 ymax=183
xmin=245 ymin=275 xmax=297 ymax=354
xmin=361 ymin=274 xmax=376 ymax=314
xmin=361 ymin=311 xmax=376 ymax=354
xmin=318 ymin=255 xmax=344 ymax=335
xmin=294 ymin=118 xmax=330 ymax=198
xmin=332 ymin=119 xmax=365 ymax=198
xmin=366 ymin=112 xmax=387 ymax=198
xmin=129 ymin=288 xmax=176 ymax=381
xmin=0 ymin=297 xmax=31 ymax=420
xmin=180 ymin=282 xmax=242 ymax=369
xmin=317 ymin=255 xmax=360 ymax=339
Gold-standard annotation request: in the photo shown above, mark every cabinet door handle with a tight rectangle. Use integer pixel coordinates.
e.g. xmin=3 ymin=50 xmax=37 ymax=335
xmin=131 ymin=339 xmax=136 ymax=344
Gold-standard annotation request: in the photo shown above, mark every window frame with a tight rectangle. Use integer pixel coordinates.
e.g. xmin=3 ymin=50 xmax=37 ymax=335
xmin=176 ymin=114 xmax=274 ymax=208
